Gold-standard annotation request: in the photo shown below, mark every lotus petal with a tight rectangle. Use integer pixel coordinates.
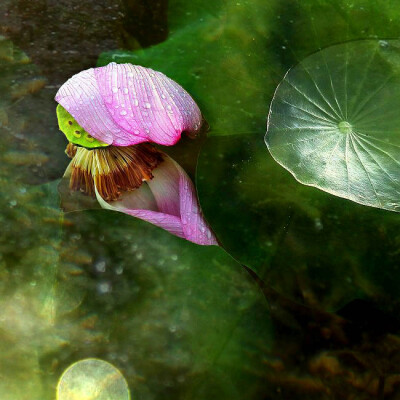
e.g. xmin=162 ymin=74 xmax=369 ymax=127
xmin=55 ymin=68 xmax=127 ymax=145
xmin=55 ymin=63 xmax=202 ymax=147
xmin=95 ymin=154 xmax=218 ymax=246
xmin=266 ymin=39 xmax=400 ymax=212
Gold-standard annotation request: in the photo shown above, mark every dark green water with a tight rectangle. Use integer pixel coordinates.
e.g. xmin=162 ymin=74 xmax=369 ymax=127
xmin=1 ymin=0 xmax=400 ymax=399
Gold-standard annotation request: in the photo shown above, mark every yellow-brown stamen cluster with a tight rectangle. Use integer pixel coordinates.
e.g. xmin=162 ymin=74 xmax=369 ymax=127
xmin=65 ymin=143 xmax=164 ymax=201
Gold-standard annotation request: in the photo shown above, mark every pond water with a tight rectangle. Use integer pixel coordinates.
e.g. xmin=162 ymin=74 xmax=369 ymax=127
xmin=1 ymin=0 xmax=400 ymax=399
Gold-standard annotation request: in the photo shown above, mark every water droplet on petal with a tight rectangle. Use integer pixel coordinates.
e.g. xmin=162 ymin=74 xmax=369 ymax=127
xmin=112 ymin=87 xmax=118 ymax=93
xmin=379 ymin=40 xmax=389 ymax=48
xmin=144 ymin=102 xmax=151 ymax=109
xmin=123 ymin=88 xmax=129 ymax=94
xmin=120 ymin=110 xmax=127 ymax=116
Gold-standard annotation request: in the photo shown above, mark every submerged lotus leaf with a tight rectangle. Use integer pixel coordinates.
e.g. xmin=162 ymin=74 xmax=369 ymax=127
xmin=57 ymin=105 xmax=109 ymax=149
xmin=57 ymin=358 xmax=130 ymax=400
xmin=266 ymin=39 xmax=400 ymax=212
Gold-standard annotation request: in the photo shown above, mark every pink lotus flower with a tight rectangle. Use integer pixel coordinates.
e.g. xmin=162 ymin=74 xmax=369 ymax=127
xmin=55 ymin=62 xmax=217 ymax=246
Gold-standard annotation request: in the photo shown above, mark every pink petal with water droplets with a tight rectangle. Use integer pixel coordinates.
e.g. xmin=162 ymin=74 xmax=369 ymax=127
xmin=177 ymin=164 xmax=218 ymax=245
xmin=94 ymin=63 xmax=203 ymax=146
xmin=55 ymin=68 xmax=147 ymax=145
xmin=95 ymin=154 xmax=217 ymax=246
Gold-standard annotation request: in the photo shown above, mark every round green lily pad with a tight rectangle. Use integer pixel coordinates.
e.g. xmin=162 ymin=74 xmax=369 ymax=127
xmin=57 ymin=105 xmax=109 ymax=148
xmin=56 ymin=358 xmax=130 ymax=400
xmin=266 ymin=39 xmax=400 ymax=212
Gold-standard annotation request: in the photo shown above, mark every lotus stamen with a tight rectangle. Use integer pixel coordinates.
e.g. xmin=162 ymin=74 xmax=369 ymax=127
xmin=66 ymin=143 xmax=163 ymax=201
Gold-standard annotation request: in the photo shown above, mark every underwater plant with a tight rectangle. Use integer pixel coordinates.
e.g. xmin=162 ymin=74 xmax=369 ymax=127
xmin=55 ymin=63 xmax=217 ymax=245
xmin=266 ymin=39 xmax=400 ymax=212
